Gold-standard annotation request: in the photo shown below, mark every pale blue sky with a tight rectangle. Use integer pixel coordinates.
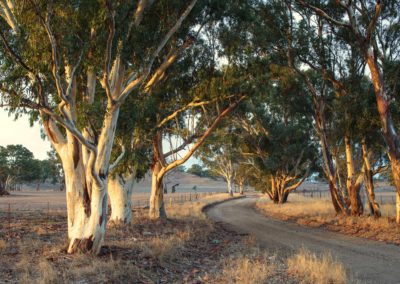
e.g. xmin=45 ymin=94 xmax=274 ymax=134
xmin=0 ymin=109 xmax=51 ymax=160
xmin=0 ymin=109 xmax=199 ymax=167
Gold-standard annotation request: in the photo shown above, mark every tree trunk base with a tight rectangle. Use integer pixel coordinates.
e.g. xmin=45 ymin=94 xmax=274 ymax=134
xmin=396 ymin=192 xmax=400 ymax=224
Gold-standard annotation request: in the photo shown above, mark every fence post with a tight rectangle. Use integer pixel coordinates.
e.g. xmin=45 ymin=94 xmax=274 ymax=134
xmin=8 ymin=203 xmax=11 ymax=235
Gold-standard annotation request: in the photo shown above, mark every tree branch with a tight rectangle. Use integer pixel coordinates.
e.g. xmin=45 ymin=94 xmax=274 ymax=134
xmin=118 ymin=0 xmax=199 ymax=103
xmin=102 ymin=1 xmax=116 ymax=104
xmin=158 ymin=95 xmax=246 ymax=179
xmin=109 ymin=144 xmax=126 ymax=172
xmin=295 ymin=0 xmax=350 ymax=28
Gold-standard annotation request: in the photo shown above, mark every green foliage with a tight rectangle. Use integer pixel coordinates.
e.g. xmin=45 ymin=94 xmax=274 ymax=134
xmin=0 ymin=145 xmax=62 ymax=193
xmin=186 ymin=164 xmax=215 ymax=179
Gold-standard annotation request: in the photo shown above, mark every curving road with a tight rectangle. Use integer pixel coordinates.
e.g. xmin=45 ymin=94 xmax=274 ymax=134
xmin=206 ymin=197 xmax=400 ymax=284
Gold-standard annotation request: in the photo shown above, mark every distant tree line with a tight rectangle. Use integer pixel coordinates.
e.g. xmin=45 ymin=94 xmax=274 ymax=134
xmin=0 ymin=145 xmax=63 ymax=195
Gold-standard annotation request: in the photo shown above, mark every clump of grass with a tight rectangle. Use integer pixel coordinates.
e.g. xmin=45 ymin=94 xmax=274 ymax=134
xmin=140 ymin=230 xmax=191 ymax=262
xmin=219 ymin=252 xmax=275 ymax=284
xmin=71 ymin=256 xmax=139 ymax=282
xmin=287 ymin=248 xmax=347 ymax=284
xmin=37 ymin=259 xmax=58 ymax=284
xmin=17 ymin=254 xmax=58 ymax=284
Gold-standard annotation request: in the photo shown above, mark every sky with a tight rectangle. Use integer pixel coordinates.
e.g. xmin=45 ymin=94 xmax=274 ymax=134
xmin=0 ymin=109 xmax=199 ymax=167
xmin=0 ymin=109 xmax=51 ymax=160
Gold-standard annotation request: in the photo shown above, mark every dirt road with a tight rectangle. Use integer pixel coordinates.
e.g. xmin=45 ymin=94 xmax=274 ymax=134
xmin=206 ymin=197 xmax=400 ymax=284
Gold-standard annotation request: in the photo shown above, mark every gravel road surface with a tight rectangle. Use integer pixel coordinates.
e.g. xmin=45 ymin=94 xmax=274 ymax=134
xmin=206 ymin=197 xmax=400 ymax=284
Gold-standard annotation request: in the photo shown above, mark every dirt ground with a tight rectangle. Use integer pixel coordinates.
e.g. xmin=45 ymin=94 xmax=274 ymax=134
xmin=0 ymin=197 xmax=294 ymax=284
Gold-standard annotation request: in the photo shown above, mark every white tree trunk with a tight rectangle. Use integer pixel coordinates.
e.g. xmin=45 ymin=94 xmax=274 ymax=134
xmin=108 ymin=173 xmax=135 ymax=225
xmin=397 ymin=192 xmax=400 ymax=224
xmin=62 ymin=155 xmax=108 ymax=254
xmin=227 ymin=176 xmax=234 ymax=197
xmin=239 ymin=182 xmax=244 ymax=195
xmin=149 ymin=162 xmax=167 ymax=220
xmin=56 ymin=106 xmax=120 ymax=254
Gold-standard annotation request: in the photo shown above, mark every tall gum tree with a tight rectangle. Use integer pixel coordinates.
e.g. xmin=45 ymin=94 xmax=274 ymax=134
xmin=144 ymin=21 xmax=251 ymax=219
xmin=238 ymin=100 xmax=315 ymax=204
xmin=148 ymin=95 xmax=246 ymax=219
xmin=197 ymin=125 xmax=245 ymax=197
xmin=295 ymin=0 xmax=400 ymax=222
xmin=106 ymin=0 xmax=237 ymax=224
xmin=107 ymin=124 xmax=152 ymax=225
xmin=106 ymin=36 xmax=195 ymax=225
xmin=0 ymin=0 xmax=201 ymax=253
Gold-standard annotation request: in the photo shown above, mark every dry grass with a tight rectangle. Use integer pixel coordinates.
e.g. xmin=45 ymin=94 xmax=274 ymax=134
xmin=256 ymin=195 xmax=400 ymax=244
xmin=209 ymin=235 xmax=287 ymax=284
xmin=140 ymin=229 xmax=191 ymax=263
xmin=218 ymin=252 xmax=275 ymax=284
xmin=257 ymin=196 xmax=334 ymax=220
xmin=287 ymin=248 xmax=347 ymax=284
xmin=381 ymin=203 xmax=397 ymax=217
xmin=166 ymin=193 xmax=240 ymax=221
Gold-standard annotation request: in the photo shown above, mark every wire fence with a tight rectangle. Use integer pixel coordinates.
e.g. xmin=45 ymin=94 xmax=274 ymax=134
xmin=291 ymin=189 xmax=397 ymax=205
xmin=0 ymin=192 xmax=221 ymax=235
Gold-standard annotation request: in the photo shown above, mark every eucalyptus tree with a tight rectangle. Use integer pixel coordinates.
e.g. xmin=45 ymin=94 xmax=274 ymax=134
xmin=102 ymin=0 xmax=246 ymax=222
xmin=280 ymin=0 xmax=392 ymax=217
xmin=197 ymin=126 xmax=243 ymax=196
xmin=294 ymin=0 xmax=400 ymax=222
xmin=236 ymin=71 xmax=316 ymax=204
xmin=0 ymin=145 xmax=39 ymax=193
xmin=147 ymin=64 xmax=247 ymax=219
xmin=107 ymin=97 xmax=153 ymax=225
xmin=0 ymin=0 xmax=206 ymax=254
xmin=234 ymin=164 xmax=250 ymax=195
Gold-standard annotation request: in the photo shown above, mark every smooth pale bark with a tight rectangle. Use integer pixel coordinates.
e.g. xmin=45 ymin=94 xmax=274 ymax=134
xmin=333 ymin=152 xmax=350 ymax=207
xmin=0 ymin=1 xmax=18 ymax=33
xmin=364 ymin=170 xmax=380 ymax=218
xmin=149 ymin=160 xmax=166 ymax=220
xmin=108 ymin=173 xmax=135 ymax=225
xmin=227 ymin=177 xmax=234 ymax=197
xmin=397 ymin=192 xmax=400 ymax=223
xmin=61 ymin=148 xmax=108 ymax=254
xmin=268 ymin=175 xmax=305 ymax=204
xmin=361 ymin=141 xmax=381 ymax=218
xmin=303 ymin=78 xmax=348 ymax=214
xmin=239 ymin=181 xmax=244 ymax=195
xmin=366 ymin=52 xmax=400 ymax=223
xmin=69 ymin=112 xmax=118 ymax=253
xmin=345 ymin=136 xmax=363 ymax=216
xmin=43 ymin=100 xmax=120 ymax=254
